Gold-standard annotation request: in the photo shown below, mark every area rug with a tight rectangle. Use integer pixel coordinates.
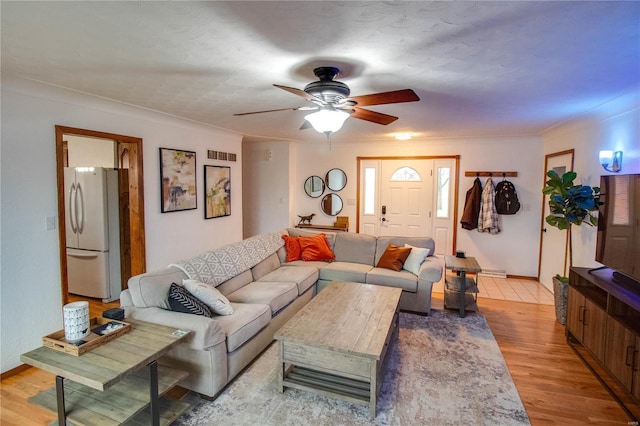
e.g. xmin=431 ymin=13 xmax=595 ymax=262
xmin=176 ymin=310 xmax=530 ymax=425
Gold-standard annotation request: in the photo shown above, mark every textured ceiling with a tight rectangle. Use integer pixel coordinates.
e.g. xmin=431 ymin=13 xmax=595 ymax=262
xmin=2 ymin=1 xmax=638 ymax=143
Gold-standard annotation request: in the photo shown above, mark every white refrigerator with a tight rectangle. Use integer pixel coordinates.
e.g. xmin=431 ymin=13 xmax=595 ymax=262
xmin=65 ymin=167 xmax=121 ymax=302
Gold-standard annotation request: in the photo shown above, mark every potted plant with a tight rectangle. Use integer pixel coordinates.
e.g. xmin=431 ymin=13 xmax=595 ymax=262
xmin=542 ymin=170 xmax=601 ymax=324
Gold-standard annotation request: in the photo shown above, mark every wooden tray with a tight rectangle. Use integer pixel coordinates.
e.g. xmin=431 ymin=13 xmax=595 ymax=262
xmin=42 ymin=317 xmax=131 ymax=356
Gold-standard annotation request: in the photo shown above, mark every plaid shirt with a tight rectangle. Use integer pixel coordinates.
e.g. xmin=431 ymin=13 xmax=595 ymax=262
xmin=478 ymin=177 xmax=501 ymax=234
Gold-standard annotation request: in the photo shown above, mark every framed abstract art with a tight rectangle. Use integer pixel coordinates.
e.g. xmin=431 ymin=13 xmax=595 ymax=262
xmin=204 ymin=165 xmax=231 ymax=219
xmin=160 ymin=148 xmax=197 ymax=213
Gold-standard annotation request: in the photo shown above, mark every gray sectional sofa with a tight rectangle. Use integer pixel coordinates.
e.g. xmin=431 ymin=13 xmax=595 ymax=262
xmin=120 ymin=229 xmax=442 ymax=399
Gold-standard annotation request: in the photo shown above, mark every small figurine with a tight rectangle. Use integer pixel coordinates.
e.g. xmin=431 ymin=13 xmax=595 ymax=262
xmin=297 ymin=213 xmax=315 ymax=225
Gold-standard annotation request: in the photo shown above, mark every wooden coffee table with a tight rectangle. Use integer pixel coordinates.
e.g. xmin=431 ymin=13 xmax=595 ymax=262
xmin=21 ymin=319 xmax=191 ymax=426
xmin=274 ymin=281 xmax=402 ymax=418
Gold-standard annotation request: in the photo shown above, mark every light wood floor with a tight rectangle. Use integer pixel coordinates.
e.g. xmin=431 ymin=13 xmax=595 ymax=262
xmin=1 ymin=281 xmax=634 ymax=425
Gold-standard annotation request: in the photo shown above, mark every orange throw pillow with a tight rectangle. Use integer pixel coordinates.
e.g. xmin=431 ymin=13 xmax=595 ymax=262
xmin=376 ymin=243 xmax=412 ymax=271
xmin=282 ymin=235 xmax=302 ymax=262
xmin=298 ymin=233 xmax=336 ymax=262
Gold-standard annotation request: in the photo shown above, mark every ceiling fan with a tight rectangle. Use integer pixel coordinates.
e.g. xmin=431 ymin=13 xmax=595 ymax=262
xmin=233 ymin=67 xmax=420 ymax=134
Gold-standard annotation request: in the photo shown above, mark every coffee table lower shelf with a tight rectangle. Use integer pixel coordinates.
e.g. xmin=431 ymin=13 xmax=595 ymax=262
xmin=283 ymin=366 xmax=371 ymax=405
xmin=29 ymin=365 xmax=190 ymax=426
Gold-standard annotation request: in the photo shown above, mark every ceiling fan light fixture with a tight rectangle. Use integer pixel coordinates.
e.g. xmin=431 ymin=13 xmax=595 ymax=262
xmin=304 ymin=109 xmax=350 ymax=134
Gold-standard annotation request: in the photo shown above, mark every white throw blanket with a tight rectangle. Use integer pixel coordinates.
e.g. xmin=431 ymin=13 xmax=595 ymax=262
xmin=171 ymin=232 xmax=284 ymax=287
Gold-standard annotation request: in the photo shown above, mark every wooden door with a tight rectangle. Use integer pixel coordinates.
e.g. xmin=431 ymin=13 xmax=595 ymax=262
xmin=604 ymin=317 xmax=635 ymax=391
xmin=582 ymin=299 xmax=607 ymax=362
xmin=566 ymin=286 xmax=584 ymax=340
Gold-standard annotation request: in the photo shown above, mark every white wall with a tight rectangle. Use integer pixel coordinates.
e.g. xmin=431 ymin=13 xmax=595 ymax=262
xmin=542 ymin=90 xmax=640 ymax=270
xmin=242 ymin=140 xmax=293 ymax=237
xmin=1 ymin=77 xmax=243 ymax=372
xmin=244 ymin=135 xmax=544 ymax=277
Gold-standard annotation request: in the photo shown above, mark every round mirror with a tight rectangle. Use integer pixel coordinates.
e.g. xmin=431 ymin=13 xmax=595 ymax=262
xmin=325 ymin=168 xmax=347 ymax=191
xmin=304 ymin=175 xmax=325 ymax=198
xmin=321 ymin=193 xmax=343 ymax=216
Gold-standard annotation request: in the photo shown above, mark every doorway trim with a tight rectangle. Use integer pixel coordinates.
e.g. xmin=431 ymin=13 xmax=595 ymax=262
xmin=537 ymin=149 xmax=574 ymax=281
xmin=356 ymin=155 xmax=460 ymax=254
xmin=55 ymin=125 xmax=146 ymax=304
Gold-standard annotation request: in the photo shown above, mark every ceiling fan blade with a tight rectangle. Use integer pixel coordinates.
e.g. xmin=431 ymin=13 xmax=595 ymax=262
xmin=233 ymin=106 xmax=317 ymax=116
xmin=350 ymin=107 xmax=398 ymax=125
xmin=346 ymin=89 xmax=419 ymax=107
xmin=274 ymin=84 xmax=325 ymax=104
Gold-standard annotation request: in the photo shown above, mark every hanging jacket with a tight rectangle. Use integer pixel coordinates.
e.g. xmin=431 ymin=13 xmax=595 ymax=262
xmin=461 ymin=177 xmax=482 ymax=230
xmin=478 ymin=177 xmax=501 ymax=234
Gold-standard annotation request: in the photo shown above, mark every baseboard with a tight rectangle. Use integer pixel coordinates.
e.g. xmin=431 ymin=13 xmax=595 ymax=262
xmin=1 ymin=363 xmax=31 ymax=380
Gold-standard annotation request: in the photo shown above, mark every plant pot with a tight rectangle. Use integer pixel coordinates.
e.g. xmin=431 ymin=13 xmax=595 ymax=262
xmin=552 ymin=276 xmax=568 ymax=325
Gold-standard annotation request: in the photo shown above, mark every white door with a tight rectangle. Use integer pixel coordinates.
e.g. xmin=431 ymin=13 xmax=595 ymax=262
xmin=359 ymin=158 xmax=456 ymax=255
xmin=538 ymin=150 xmax=574 ymax=292
xmin=380 ymin=160 xmax=432 ymax=237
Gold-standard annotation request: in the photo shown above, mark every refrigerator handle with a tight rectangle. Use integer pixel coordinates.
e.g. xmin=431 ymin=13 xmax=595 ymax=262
xmin=68 ymin=251 xmax=99 ymax=259
xmin=77 ymin=182 xmax=85 ymax=234
xmin=69 ymin=182 xmax=77 ymax=233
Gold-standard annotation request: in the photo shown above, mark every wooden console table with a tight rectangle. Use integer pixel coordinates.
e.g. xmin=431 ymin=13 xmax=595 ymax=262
xmin=444 ymin=255 xmax=482 ymax=318
xmin=566 ymin=267 xmax=640 ymax=421
xmin=295 ymin=224 xmax=348 ymax=232
xmin=21 ymin=319 xmax=191 ymax=426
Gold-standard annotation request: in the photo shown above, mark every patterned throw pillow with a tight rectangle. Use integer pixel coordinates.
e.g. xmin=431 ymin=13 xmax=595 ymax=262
xmin=167 ymin=283 xmax=213 ymax=317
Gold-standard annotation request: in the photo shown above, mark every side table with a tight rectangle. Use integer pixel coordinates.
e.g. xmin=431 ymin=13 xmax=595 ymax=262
xmin=444 ymin=255 xmax=482 ymax=318
xmin=21 ymin=319 xmax=191 ymax=426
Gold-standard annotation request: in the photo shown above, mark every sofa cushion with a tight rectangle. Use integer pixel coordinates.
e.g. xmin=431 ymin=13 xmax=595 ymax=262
xmin=227 ymin=281 xmax=298 ymax=315
xmin=319 ymin=261 xmax=373 ymax=283
xmin=212 ymin=303 xmax=271 ymax=352
xmin=167 ymin=283 xmax=214 ymax=317
xmin=216 ymin=270 xmax=253 ymax=297
xmin=366 ymin=267 xmax=419 ymax=292
xmin=298 ymin=234 xmax=336 ymax=262
xmin=258 ymin=265 xmax=318 ymax=295
xmin=376 ymin=243 xmax=412 ymax=271
xmin=124 ymin=306 xmax=226 ymax=350
xmin=333 ymin=232 xmax=377 ymax=265
xmin=183 ymin=279 xmax=234 ymax=315
xmin=127 ymin=267 xmax=187 ymax=309
xmin=251 ymin=253 xmax=281 ymax=281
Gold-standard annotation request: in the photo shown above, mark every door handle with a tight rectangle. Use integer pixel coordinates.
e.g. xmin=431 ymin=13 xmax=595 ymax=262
xmin=626 ymin=345 xmax=634 ymax=367
xmin=76 ymin=183 xmax=84 ymax=234
xmin=381 ymin=217 xmax=389 ymax=222
xmin=579 ymin=306 xmax=584 ymax=323
xmin=542 ymin=228 xmax=547 ymax=233
xmin=69 ymin=183 xmax=77 ymax=233
xmin=68 ymin=252 xmax=98 ymax=259
xmin=381 ymin=205 xmax=386 ymax=215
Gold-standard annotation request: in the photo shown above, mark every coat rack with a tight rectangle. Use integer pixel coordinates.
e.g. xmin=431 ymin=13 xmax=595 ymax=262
xmin=464 ymin=171 xmax=518 ymax=178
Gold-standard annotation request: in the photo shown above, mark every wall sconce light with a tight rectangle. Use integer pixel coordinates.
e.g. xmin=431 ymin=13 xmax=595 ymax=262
xmin=599 ymin=150 xmax=623 ymax=173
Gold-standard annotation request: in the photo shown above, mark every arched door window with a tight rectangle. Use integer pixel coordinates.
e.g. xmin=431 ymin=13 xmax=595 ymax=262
xmin=390 ymin=166 xmax=421 ymax=182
